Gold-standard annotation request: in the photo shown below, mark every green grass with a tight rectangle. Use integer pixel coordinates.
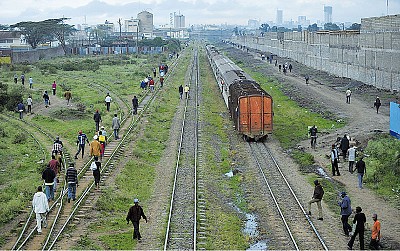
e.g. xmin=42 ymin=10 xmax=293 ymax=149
xmin=198 ymin=50 xmax=248 ymax=249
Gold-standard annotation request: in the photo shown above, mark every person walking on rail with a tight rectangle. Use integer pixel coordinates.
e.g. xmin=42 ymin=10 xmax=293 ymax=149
xmin=48 ymin=154 xmax=60 ymax=192
xmin=346 ymin=89 xmax=352 ymax=104
xmin=75 ymin=130 xmax=89 ymax=159
xmin=179 ymin=85 xmax=183 ymax=99
xmin=105 ymin=93 xmax=112 ymax=112
xmin=90 ymin=135 xmax=102 ymax=159
xmin=90 ymin=156 xmax=101 ymax=190
xmin=331 ymin=144 xmax=340 ymax=176
xmin=356 ymin=156 xmax=366 ymax=189
xmin=27 ymin=95 xmax=32 ymax=114
xmin=369 ymin=213 xmax=381 ymax=250
xmin=348 ymin=206 xmax=366 ymax=250
xmin=66 ymin=163 xmax=78 ymax=203
xmin=17 ymin=101 xmax=25 ymax=119
xmin=307 ymin=180 xmax=324 ymax=220
xmin=338 ymin=191 xmax=352 ymax=237
xmin=132 ymin=96 xmax=139 ymax=115
xmin=126 ymin=198 xmax=148 ymax=241
xmin=21 ymin=73 xmax=25 ymax=86
xmin=32 ymin=186 xmax=49 ymax=234
xmin=43 ymin=91 xmax=50 ymax=108
xmin=52 ymin=136 xmax=63 ymax=156
xmin=42 ymin=164 xmax=56 ymax=202
xmin=184 ymin=84 xmax=190 ymax=99
xmin=93 ymin=109 xmax=102 ymax=132
xmin=309 ymin=125 xmax=318 ymax=149
xmin=112 ymin=114 xmax=120 ymax=140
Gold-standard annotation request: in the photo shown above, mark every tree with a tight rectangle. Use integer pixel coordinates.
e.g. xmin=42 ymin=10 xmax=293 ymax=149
xmin=347 ymin=23 xmax=361 ymax=31
xmin=323 ymin=22 xmax=341 ymax=31
xmin=307 ymin=23 xmax=319 ymax=32
xmin=271 ymin=26 xmax=278 ymax=32
xmin=44 ymin=18 xmax=75 ymax=54
xmin=260 ymin=23 xmax=270 ymax=32
xmin=11 ymin=21 xmax=48 ymax=49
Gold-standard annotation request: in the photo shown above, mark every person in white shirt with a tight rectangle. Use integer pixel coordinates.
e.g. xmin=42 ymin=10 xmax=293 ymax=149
xmin=347 ymin=145 xmax=356 ymax=173
xmin=32 ymin=186 xmax=49 ymax=234
xmin=105 ymin=93 xmax=112 ymax=112
xmin=27 ymin=96 xmax=33 ymax=113
xmin=346 ymin=89 xmax=352 ymax=104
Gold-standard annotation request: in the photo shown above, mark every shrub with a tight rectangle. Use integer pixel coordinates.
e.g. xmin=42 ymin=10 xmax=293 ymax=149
xmin=13 ymin=132 xmax=27 ymax=144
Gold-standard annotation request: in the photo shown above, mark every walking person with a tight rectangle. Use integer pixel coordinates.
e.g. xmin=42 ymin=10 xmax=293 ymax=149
xmin=331 ymin=144 xmax=340 ymax=176
xmin=340 ymin=134 xmax=350 ymax=161
xmin=159 ymin=76 xmax=164 ymax=87
xmin=347 ymin=145 xmax=356 ymax=173
xmin=346 ymin=89 xmax=352 ymax=104
xmin=27 ymin=95 xmax=32 ymax=113
xmin=355 ymin=156 xmax=366 ymax=189
xmin=29 ymin=77 xmax=33 ymax=89
xmin=105 ymin=93 xmax=112 ymax=112
xmin=48 ymin=154 xmax=60 ymax=192
xmin=66 ymin=163 xmax=78 ymax=203
xmin=43 ymin=91 xmax=50 ymax=108
xmin=369 ymin=213 xmax=381 ymax=250
xmin=309 ymin=125 xmax=318 ymax=149
xmin=52 ymin=81 xmax=57 ymax=95
xmin=132 ymin=96 xmax=139 ymax=115
xmin=74 ymin=130 xmax=89 ymax=159
xmin=184 ymin=84 xmax=190 ymax=99
xmin=305 ymin=75 xmax=310 ymax=84
xmin=17 ymin=101 xmax=25 ymax=119
xmin=338 ymin=191 xmax=352 ymax=237
xmin=21 ymin=73 xmax=25 ymax=85
xmin=32 ymin=186 xmax=49 ymax=234
xmin=178 ymin=85 xmax=183 ymax=99
xmin=112 ymin=114 xmax=120 ymax=140
xmin=90 ymin=135 xmax=102 ymax=160
xmin=148 ymin=77 xmax=155 ymax=92
xmin=288 ymin=63 xmax=292 ymax=72
xmin=64 ymin=89 xmax=72 ymax=106
xmin=52 ymin=136 xmax=64 ymax=156
xmin=14 ymin=73 xmax=18 ymax=84
xmin=42 ymin=164 xmax=56 ymax=202
xmin=348 ymin=206 xmax=366 ymax=250
xmin=126 ymin=198 xmax=148 ymax=241
xmin=90 ymin=156 xmax=101 ymax=189
xmin=152 ymin=67 xmax=156 ymax=78
xmin=307 ymin=180 xmax=324 ymax=220
xmin=374 ymin=97 xmax=381 ymax=114
xmin=93 ymin=110 xmax=102 ymax=132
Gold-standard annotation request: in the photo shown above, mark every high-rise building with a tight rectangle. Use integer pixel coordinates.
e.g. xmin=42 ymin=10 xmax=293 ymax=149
xmin=137 ymin=11 xmax=153 ymax=38
xmin=276 ymin=9 xmax=283 ymax=25
xmin=298 ymin=16 xmax=309 ymax=27
xmin=324 ymin=6 xmax=332 ymax=24
xmin=125 ymin=17 xmax=140 ymax=32
xmin=174 ymin=14 xmax=185 ymax=28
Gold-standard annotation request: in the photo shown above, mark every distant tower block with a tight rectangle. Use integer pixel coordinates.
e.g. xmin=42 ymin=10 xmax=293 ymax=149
xmin=324 ymin=6 xmax=332 ymax=24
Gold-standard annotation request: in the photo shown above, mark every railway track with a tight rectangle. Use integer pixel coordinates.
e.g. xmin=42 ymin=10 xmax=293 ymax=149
xmin=248 ymin=141 xmax=328 ymax=250
xmin=11 ymin=58 xmax=180 ymax=250
xmin=164 ymin=49 xmax=200 ymax=250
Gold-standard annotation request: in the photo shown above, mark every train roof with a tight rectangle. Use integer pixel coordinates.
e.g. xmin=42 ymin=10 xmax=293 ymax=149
xmin=230 ymin=79 xmax=272 ymax=97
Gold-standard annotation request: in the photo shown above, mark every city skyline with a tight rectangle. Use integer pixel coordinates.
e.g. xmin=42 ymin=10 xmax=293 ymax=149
xmin=1 ymin=0 xmax=399 ymax=27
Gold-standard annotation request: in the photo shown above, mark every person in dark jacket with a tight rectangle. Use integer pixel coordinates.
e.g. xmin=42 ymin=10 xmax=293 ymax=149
xmin=348 ymin=206 xmax=366 ymax=250
xmin=126 ymin=198 xmax=148 ymax=241
xmin=307 ymin=180 xmax=324 ymax=220
xmin=42 ymin=164 xmax=56 ymax=201
xmin=132 ymin=96 xmax=139 ymax=115
xmin=340 ymin=134 xmax=350 ymax=160
xmin=91 ymin=156 xmax=101 ymax=190
xmin=356 ymin=156 xmax=366 ymax=189
xmin=374 ymin=97 xmax=381 ymax=114
xmin=17 ymin=101 xmax=25 ymax=119
xmin=66 ymin=163 xmax=78 ymax=203
xmin=93 ymin=110 xmax=102 ymax=132
xmin=338 ymin=191 xmax=352 ymax=236
xmin=178 ymin=85 xmax=183 ymax=99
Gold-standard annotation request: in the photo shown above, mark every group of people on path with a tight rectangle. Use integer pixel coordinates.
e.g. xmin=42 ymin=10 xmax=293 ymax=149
xmin=345 ymin=88 xmax=382 ymax=113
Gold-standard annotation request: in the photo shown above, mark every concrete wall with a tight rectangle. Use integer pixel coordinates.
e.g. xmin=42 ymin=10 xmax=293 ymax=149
xmin=12 ymin=47 xmax=65 ymax=64
xmin=231 ymin=31 xmax=400 ymax=91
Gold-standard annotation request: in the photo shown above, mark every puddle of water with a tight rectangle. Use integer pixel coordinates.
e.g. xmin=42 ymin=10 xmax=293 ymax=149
xmin=247 ymin=240 xmax=268 ymax=250
xmin=243 ymin=213 xmax=258 ymax=237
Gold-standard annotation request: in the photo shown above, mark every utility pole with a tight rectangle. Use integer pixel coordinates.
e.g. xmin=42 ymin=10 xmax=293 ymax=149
xmin=136 ymin=20 xmax=139 ymax=58
xmin=118 ymin=18 xmax=122 ymax=54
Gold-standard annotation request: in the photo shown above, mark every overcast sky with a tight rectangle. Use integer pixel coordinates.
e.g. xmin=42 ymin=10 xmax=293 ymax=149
xmin=1 ymin=0 xmax=399 ymax=27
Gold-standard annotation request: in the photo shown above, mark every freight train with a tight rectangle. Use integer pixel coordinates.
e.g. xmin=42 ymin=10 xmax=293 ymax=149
xmin=206 ymin=45 xmax=273 ymax=141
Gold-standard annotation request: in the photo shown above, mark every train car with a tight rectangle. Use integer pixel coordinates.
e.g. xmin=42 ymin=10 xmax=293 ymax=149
xmin=206 ymin=45 xmax=273 ymax=141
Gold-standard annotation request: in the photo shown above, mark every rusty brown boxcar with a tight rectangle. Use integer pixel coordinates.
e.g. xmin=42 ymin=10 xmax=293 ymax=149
xmin=206 ymin=45 xmax=273 ymax=141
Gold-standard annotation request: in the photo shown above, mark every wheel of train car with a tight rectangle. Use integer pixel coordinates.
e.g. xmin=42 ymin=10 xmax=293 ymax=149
xmin=243 ymin=134 xmax=250 ymax=142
